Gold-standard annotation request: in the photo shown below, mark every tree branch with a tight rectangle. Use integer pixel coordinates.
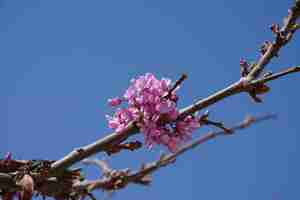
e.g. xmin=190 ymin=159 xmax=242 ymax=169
xmin=73 ymin=114 xmax=275 ymax=194
xmin=0 ymin=115 xmax=276 ymax=198
xmin=49 ymin=0 xmax=300 ymax=176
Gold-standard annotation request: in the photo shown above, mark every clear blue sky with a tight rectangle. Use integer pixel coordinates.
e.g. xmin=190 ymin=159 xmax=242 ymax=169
xmin=1 ymin=0 xmax=299 ymax=199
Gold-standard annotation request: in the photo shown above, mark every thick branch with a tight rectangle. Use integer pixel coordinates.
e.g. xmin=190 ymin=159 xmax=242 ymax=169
xmin=50 ymin=122 xmax=139 ymax=174
xmin=50 ymin=67 xmax=300 ymax=174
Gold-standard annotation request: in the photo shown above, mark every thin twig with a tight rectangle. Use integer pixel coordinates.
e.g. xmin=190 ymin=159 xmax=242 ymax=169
xmin=252 ymin=65 xmax=300 ymax=85
xmin=164 ymin=74 xmax=188 ymax=99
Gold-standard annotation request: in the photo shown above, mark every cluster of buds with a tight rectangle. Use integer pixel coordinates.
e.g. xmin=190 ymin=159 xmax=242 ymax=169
xmin=106 ymin=73 xmax=201 ymax=152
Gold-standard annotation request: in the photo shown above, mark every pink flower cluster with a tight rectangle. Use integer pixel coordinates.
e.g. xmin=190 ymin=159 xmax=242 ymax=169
xmin=106 ymin=73 xmax=200 ymax=152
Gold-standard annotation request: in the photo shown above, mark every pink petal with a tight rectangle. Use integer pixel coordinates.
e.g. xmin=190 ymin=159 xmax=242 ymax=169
xmin=108 ymin=97 xmax=122 ymax=107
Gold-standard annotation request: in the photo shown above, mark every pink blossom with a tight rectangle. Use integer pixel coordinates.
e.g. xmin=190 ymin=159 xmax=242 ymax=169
xmin=175 ymin=116 xmax=200 ymax=141
xmin=108 ymin=97 xmax=122 ymax=107
xmin=155 ymin=101 xmax=175 ymax=113
xmin=106 ymin=73 xmax=201 ymax=151
xmin=167 ymin=137 xmax=178 ymax=152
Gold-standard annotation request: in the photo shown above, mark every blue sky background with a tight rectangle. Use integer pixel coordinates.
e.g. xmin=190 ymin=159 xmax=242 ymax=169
xmin=1 ymin=0 xmax=299 ymax=199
